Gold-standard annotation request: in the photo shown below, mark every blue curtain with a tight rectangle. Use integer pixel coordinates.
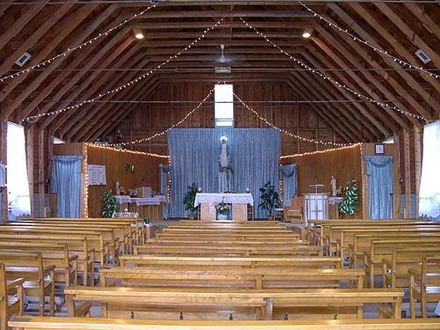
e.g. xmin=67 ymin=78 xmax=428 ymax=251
xmin=50 ymin=155 xmax=83 ymax=218
xmin=159 ymin=164 xmax=169 ymax=219
xmin=167 ymin=128 xmax=280 ymax=218
xmin=280 ymin=164 xmax=298 ymax=206
xmin=365 ymin=156 xmax=394 ymax=219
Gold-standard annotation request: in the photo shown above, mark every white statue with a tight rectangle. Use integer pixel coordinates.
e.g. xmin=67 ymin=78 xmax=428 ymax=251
xmin=331 ymin=176 xmax=337 ymax=196
xmin=219 ymin=141 xmax=229 ymax=168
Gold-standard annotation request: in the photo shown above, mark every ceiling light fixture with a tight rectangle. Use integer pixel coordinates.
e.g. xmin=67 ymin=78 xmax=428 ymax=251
xmin=133 ymin=28 xmax=144 ymax=40
xmin=302 ymin=28 xmax=312 ymax=38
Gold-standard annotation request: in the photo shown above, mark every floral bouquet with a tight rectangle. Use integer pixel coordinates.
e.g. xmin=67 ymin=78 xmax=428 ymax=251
xmin=215 ymin=200 xmax=231 ymax=215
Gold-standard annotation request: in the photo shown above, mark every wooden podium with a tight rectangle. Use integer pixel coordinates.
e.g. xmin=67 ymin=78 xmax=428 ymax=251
xmin=194 ymin=193 xmax=253 ymax=221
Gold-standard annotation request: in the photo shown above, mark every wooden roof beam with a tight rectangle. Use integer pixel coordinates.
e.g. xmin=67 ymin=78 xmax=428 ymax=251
xmin=315 ymin=28 xmax=413 ymax=130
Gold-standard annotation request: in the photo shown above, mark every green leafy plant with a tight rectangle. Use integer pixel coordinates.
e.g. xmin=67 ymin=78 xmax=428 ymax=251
xmin=101 ymin=189 xmax=120 ymax=218
xmin=183 ymin=182 xmax=199 ymax=218
xmin=339 ymin=179 xmax=359 ymax=218
xmin=258 ymin=181 xmax=281 ymax=219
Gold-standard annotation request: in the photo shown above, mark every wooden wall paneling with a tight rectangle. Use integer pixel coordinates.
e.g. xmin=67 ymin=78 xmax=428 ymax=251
xmin=60 ymin=35 xmax=136 ymax=139
xmin=413 ymin=125 xmax=422 ymax=218
xmin=0 ymin=4 xmax=101 ymax=119
xmin=303 ymin=49 xmax=387 ymax=139
xmin=0 ymin=2 xmax=77 ymax=78
xmin=316 ymin=25 xmax=417 ymax=129
xmin=287 ymin=74 xmax=360 ymax=142
xmin=346 ymin=3 xmax=440 ymax=116
xmin=281 ymin=144 xmax=363 ymax=217
xmin=0 ymin=120 xmax=7 ymax=221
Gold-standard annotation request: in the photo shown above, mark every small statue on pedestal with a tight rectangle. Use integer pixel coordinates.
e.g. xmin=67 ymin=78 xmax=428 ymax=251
xmin=331 ymin=176 xmax=337 ymax=197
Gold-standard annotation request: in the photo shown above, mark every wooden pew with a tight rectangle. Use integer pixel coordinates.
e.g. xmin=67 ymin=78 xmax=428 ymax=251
xmin=0 ymin=242 xmax=78 ymax=288
xmin=363 ymin=239 xmax=440 ymax=288
xmin=381 ymin=247 xmax=440 ymax=289
xmin=178 ymin=220 xmax=283 ymax=227
xmin=0 ymin=235 xmax=93 ymax=287
xmin=0 ymin=263 xmax=24 ymax=330
xmin=16 ymin=220 xmax=132 ymax=254
xmin=99 ymin=266 xmax=365 ymax=289
xmin=10 ymin=316 xmax=440 ymax=330
xmin=63 ymin=286 xmax=404 ymax=320
xmin=409 ymin=256 xmax=440 ymax=318
xmin=155 ymin=232 xmax=301 ymax=242
xmin=134 ymin=243 xmax=322 ymax=257
xmin=0 ymin=252 xmax=55 ymax=316
xmin=0 ymin=228 xmax=109 ymax=268
xmin=119 ymin=255 xmax=342 ymax=269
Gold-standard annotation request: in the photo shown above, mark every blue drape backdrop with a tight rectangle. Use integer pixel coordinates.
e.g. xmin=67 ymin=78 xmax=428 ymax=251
xmin=280 ymin=164 xmax=298 ymax=206
xmin=365 ymin=155 xmax=394 ymax=219
xmin=167 ymin=128 xmax=281 ymax=219
xmin=50 ymin=155 xmax=83 ymax=218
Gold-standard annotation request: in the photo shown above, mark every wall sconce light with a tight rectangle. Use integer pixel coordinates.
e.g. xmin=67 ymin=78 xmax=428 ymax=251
xmin=130 ymin=164 xmax=135 ymax=174
xmin=302 ymin=28 xmax=313 ymax=38
xmin=133 ymin=28 xmax=144 ymax=40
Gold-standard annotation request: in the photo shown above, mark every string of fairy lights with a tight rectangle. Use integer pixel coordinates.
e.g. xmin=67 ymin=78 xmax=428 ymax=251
xmin=107 ymin=87 xmax=215 ymax=148
xmin=0 ymin=3 xmax=159 ymax=83
xmin=24 ymin=17 xmax=225 ymax=122
xmin=239 ymin=17 xmax=427 ymax=122
xmin=299 ymin=1 xmax=440 ymax=80
xmin=232 ymin=90 xmax=351 ymax=147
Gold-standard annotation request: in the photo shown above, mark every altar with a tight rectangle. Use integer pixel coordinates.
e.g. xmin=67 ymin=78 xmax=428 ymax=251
xmin=115 ymin=195 xmax=166 ymax=221
xmin=194 ymin=193 xmax=254 ymax=221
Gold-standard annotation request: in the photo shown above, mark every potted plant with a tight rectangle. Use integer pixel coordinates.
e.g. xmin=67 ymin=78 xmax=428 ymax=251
xmin=101 ymin=189 xmax=120 ymax=218
xmin=258 ymin=181 xmax=281 ymax=219
xmin=183 ymin=182 xmax=199 ymax=219
xmin=339 ymin=179 xmax=359 ymax=218
xmin=215 ymin=199 xmax=231 ymax=220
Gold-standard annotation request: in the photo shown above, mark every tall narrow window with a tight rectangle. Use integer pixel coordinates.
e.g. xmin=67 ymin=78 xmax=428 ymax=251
xmin=419 ymin=120 xmax=440 ymax=219
xmin=215 ymin=84 xmax=233 ymax=127
xmin=7 ymin=122 xmax=30 ymax=219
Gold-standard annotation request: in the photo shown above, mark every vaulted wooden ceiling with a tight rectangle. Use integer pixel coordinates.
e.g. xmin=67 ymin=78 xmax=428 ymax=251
xmin=0 ymin=0 xmax=439 ymax=146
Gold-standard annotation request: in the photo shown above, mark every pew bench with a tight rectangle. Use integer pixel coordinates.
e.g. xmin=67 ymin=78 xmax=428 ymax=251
xmin=0 ymin=252 xmax=55 ymax=316
xmin=363 ymin=239 xmax=440 ymax=288
xmin=10 ymin=316 xmax=440 ymax=330
xmin=0 ymin=242 xmax=78 ymax=288
xmin=63 ymin=286 xmax=403 ymax=320
xmin=0 ymin=235 xmax=93 ymax=287
xmin=409 ymin=256 xmax=440 ymax=318
xmin=99 ymin=266 xmax=365 ymax=289
xmin=382 ymin=247 xmax=440 ymax=289
xmin=0 ymin=263 xmax=24 ymax=330
xmin=119 ymin=255 xmax=342 ymax=269
xmin=134 ymin=243 xmax=322 ymax=257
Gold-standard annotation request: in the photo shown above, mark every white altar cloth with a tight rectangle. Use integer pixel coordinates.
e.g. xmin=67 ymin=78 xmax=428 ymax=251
xmin=194 ymin=193 xmax=253 ymax=207
xmin=115 ymin=195 xmax=166 ymax=206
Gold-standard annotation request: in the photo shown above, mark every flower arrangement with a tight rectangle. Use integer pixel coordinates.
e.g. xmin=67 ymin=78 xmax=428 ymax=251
xmin=215 ymin=200 xmax=231 ymax=215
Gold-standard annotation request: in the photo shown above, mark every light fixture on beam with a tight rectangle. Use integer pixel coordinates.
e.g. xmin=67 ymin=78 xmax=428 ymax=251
xmin=133 ymin=28 xmax=144 ymax=40
xmin=302 ymin=28 xmax=313 ymax=39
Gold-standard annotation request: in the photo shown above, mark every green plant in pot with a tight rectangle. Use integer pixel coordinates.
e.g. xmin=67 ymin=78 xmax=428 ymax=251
xmin=258 ymin=180 xmax=281 ymax=219
xmin=101 ymin=189 xmax=120 ymax=218
xmin=339 ymin=179 xmax=359 ymax=218
xmin=183 ymin=182 xmax=199 ymax=219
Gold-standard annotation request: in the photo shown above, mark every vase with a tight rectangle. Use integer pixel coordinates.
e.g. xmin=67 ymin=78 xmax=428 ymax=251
xmin=217 ymin=213 xmax=228 ymax=220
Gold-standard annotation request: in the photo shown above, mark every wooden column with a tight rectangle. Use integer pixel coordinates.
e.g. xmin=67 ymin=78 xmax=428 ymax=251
xmin=24 ymin=123 xmax=34 ymax=218
xmin=0 ymin=120 xmax=7 ymax=222
xmin=38 ymin=129 xmax=45 ymax=217
xmin=403 ymin=129 xmax=411 ymax=218
xmin=413 ymin=125 xmax=423 ymax=219
xmin=393 ymin=133 xmax=401 ymax=219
